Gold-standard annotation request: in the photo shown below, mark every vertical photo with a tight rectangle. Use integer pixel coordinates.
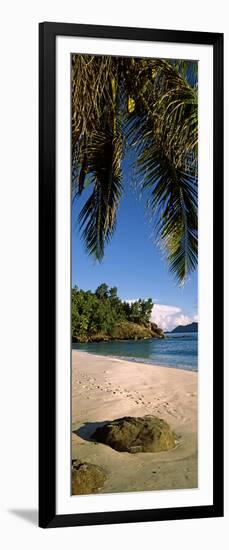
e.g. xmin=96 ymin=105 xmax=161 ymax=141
xmin=71 ymin=54 xmax=198 ymax=496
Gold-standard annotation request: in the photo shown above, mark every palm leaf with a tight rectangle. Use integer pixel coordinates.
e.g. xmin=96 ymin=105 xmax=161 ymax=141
xmin=72 ymin=54 xmax=119 ymax=196
xmin=123 ymin=58 xmax=198 ymax=283
xmin=78 ymin=129 xmax=123 ymax=259
xmin=133 ymin=127 xmax=197 ymax=284
xmin=72 ymin=54 xmax=198 ymax=283
xmin=146 ymin=59 xmax=198 ymax=168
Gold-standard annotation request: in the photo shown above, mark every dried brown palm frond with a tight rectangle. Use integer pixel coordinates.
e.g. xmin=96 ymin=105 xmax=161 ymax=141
xmin=72 ymin=55 xmax=113 ymax=194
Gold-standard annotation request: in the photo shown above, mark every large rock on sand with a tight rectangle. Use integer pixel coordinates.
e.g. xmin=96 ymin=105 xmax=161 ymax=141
xmin=72 ymin=459 xmax=107 ymax=495
xmin=93 ymin=415 xmax=176 ymax=453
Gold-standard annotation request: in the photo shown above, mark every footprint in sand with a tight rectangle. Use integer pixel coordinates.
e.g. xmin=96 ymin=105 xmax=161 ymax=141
xmin=166 ymin=409 xmax=176 ymax=417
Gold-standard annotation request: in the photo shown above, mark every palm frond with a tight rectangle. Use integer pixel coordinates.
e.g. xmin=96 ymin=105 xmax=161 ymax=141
xmin=72 ymin=54 xmax=118 ymax=196
xmin=72 ymin=54 xmax=198 ymax=283
xmin=155 ymin=169 xmax=198 ymax=284
xmin=78 ymin=129 xmax=123 ymax=260
xmin=168 ymin=59 xmax=198 ymax=87
xmin=132 ymin=127 xmax=198 ymax=284
xmin=123 ymin=58 xmax=198 ymax=283
xmin=145 ymin=59 xmax=198 ymax=168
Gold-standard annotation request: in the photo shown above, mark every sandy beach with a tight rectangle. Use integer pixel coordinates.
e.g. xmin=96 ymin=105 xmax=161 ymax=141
xmin=72 ymin=350 xmax=198 ymax=493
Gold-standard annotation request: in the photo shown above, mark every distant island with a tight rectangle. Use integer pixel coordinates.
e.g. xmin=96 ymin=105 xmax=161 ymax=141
xmin=171 ymin=322 xmax=198 ymax=333
xmin=72 ymin=284 xmax=164 ymax=343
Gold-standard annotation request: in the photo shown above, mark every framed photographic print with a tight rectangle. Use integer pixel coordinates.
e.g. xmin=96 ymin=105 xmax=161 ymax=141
xmin=39 ymin=22 xmax=224 ymax=528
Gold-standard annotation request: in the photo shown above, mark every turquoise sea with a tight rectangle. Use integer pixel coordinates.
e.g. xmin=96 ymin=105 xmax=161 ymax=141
xmin=73 ymin=332 xmax=198 ymax=372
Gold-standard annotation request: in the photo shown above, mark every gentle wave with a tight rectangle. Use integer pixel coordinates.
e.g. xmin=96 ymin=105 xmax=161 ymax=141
xmin=73 ymin=332 xmax=198 ymax=372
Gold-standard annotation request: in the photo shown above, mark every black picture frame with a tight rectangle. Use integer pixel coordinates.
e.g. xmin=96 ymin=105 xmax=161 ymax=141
xmin=39 ymin=22 xmax=224 ymax=528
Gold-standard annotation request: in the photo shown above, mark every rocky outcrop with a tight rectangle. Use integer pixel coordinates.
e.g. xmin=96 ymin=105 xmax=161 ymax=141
xmin=112 ymin=321 xmax=161 ymax=340
xmin=72 ymin=459 xmax=107 ymax=495
xmin=75 ymin=321 xmax=164 ymax=343
xmin=92 ymin=415 xmax=176 ymax=453
xmin=150 ymin=322 xmax=164 ymax=338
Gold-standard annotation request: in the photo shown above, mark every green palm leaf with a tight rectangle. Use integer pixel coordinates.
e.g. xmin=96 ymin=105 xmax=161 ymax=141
xmin=127 ymin=117 xmax=198 ymax=284
xmin=72 ymin=55 xmax=198 ymax=284
xmin=78 ymin=129 xmax=123 ymax=260
xmin=125 ymin=60 xmax=198 ymax=284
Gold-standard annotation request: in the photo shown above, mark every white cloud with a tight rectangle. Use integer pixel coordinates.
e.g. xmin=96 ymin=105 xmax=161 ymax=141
xmin=151 ymin=304 xmax=198 ymax=332
xmin=124 ymin=299 xmax=198 ymax=332
xmin=173 ymin=313 xmax=198 ymax=328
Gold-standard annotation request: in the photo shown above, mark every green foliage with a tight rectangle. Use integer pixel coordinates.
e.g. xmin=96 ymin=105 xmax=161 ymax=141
xmin=72 ymin=284 xmax=154 ymax=342
xmin=72 ymin=55 xmax=198 ymax=284
xmin=95 ymin=283 xmax=109 ymax=299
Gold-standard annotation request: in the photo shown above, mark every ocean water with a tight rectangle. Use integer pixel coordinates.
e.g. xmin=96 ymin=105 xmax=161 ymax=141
xmin=73 ymin=332 xmax=198 ymax=372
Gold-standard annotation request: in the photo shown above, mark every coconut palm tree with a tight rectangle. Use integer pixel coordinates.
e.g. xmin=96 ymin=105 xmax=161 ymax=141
xmin=72 ymin=55 xmax=198 ymax=285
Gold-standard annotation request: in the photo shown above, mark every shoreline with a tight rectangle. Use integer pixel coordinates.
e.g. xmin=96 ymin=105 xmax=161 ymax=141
xmin=72 ymin=350 xmax=198 ymax=494
xmin=72 ymin=347 xmax=197 ymax=373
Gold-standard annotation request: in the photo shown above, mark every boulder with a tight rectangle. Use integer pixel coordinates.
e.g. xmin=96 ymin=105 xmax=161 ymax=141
xmin=93 ymin=415 xmax=176 ymax=453
xmin=72 ymin=459 xmax=107 ymax=495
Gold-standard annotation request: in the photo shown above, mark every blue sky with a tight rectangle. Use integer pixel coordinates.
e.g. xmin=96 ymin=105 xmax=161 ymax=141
xmin=72 ymin=162 xmax=198 ymax=331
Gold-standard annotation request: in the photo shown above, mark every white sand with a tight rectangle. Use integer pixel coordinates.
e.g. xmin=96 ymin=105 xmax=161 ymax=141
xmin=72 ymin=350 xmax=198 ymax=493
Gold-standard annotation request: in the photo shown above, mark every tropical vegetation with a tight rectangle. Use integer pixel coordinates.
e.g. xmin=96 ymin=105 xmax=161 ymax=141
xmin=72 ymin=55 xmax=198 ymax=285
xmin=72 ymin=284 xmax=163 ymax=342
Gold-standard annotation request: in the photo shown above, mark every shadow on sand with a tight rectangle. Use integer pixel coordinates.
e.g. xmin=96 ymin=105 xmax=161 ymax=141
xmin=73 ymin=420 xmax=110 ymax=442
